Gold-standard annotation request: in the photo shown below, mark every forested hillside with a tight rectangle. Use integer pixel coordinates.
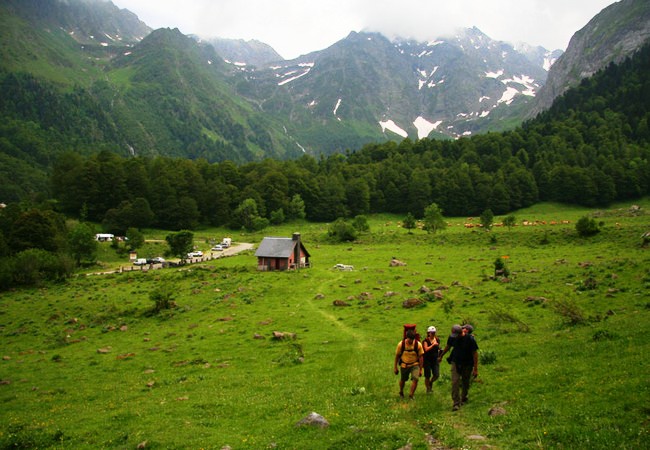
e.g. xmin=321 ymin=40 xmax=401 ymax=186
xmin=45 ymin=42 xmax=650 ymax=230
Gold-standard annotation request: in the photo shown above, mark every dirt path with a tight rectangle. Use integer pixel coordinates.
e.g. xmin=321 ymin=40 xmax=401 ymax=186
xmin=86 ymin=242 xmax=255 ymax=276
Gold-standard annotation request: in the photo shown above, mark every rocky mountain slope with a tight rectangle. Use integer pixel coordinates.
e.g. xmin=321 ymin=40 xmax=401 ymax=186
xmin=1 ymin=0 xmax=648 ymax=169
xmin=531 ymin=0 xmax=650 ymax=116
xmin=225 ymin=27 xmax=554 ymax=148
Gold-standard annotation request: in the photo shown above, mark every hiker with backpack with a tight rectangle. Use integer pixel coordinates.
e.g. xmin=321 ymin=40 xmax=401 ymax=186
xmin=438 ymin=324 xmax=479 ymax=411
xmin=393 ymin=327 xmax=424 ymax=399
xmin=422 ymin=325 xmax=440 ymax=393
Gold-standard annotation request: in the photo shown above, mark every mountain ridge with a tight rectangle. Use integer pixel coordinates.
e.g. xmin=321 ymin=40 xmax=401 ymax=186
xmin=0 ymin=0 xmax=647 ymax=176
xmin=531 ymin=0 xmax=650 ymax=116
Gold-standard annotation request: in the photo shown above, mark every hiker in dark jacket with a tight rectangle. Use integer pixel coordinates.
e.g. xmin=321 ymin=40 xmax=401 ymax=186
xmin=449 ymin=324 xmax=479 ymax=410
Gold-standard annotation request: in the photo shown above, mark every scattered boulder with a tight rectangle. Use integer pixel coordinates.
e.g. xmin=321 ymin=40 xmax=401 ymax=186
xmin=418 ymin=286 xmax=431 ymax=293
xmin=333 ymin=300 xmax=350 ymax=307
xmin=467 ymin=434 xmax=487 ymax=441
xmin=390 ymin=258 xmax=407 ymax=267
xmin=253 ymin=333 xmax=265 ymax=340
xmin=97 ymin=347 xmax=111 ymax=354
xmin=488 ymin=406 xmax=507 ymax=416
xmin=314 ymin=293 xmax=325 ymax=300
xmin=384 ymin=291 xmax=398 ymax=297
xmin=432 ymin=290 xmax=444 ymax=300
xmin=295 ymin=412 xmax=330 ymax=428
xmin=402 ymin=298 xmax=424 ymax=308
xmin=272 ymin=331 xmax=296 ymax=340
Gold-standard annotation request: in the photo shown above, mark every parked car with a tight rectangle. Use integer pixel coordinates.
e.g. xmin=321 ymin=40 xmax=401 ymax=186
xmin=187 ymin=251 xmax=203 ymax=258
xmin=133 ymin=258 xmax=148 ymax=265
xmin=211 ymin=245 xmax=223 ymax=251
xmin=151 ymin=257 xmax=165 ymax=264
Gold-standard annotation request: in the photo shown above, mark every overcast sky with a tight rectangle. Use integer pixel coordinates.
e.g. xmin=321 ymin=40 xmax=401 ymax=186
xmin=111 ymin=0 xmax=620 ymax=59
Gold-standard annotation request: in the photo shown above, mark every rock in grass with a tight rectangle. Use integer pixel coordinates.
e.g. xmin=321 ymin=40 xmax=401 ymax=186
xmin=488 ymin=406 xmax=507 ymax=416
xmin=402 ymin=298 xmax=424 ymax=308
xmin=296 ymin=412 xmax=329 ymax=428
xmin=272 ymin=331 xmax=296 ymax=340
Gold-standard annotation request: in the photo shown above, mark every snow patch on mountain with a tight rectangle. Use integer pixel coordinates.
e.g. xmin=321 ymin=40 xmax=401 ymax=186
xmin=485 ymin=69 xmax=504 ymax=79
xmin=333 ymin=98 xmax=342 ymax=121
xmin=413 ymin=116 xmax=442 ymax=139
xmin=498 ymin=87 xmax=520 ymax=105
xmin=276 ymin=62 xmax=314 ymax=86
xmin=379 ymin=120 xmax=408 ymax=138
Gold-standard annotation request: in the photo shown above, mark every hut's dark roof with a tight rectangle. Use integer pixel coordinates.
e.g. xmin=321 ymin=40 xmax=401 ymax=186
xmin=255 ymin=237 xmax=297 ymax=258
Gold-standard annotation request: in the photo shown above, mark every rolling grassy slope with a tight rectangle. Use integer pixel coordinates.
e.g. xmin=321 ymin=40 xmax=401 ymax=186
xmin=1 ymin=202 xmax=649 ymax=448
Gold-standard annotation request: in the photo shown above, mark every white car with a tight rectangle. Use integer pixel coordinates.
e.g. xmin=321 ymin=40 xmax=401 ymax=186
xmin=187 ymin=251 xmax=203 ymax=258
xmin=211 ymin=245 xmax=223 ymax=251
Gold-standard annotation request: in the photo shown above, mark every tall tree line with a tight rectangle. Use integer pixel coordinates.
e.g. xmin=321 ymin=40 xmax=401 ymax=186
xmin=27 ymin=43 xmax=650 ymax=230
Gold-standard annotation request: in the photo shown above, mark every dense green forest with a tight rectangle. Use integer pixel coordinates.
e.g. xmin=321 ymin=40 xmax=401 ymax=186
xmin=47 ymin=42 xmax=650 ymax=228
xmin=0 ymin=42 xmax=649 ymax=289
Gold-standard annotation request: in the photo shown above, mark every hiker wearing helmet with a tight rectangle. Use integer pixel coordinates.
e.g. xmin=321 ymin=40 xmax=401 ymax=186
xmin=422 ymin=325 xmax=440 ymax=393
xmin=393 ymin=329 xmax=424 ymax=399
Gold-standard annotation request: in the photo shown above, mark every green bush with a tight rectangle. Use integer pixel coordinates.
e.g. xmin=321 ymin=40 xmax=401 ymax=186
xmin=328 ymin=218 xmax=357 ymax=242
xmin=479 ymin=350 xmax=497 ymax=365
xmin=149 ymin=283 xmax=177 ymax=313
xmin=575 ymin=216 xmax=600 ymax=236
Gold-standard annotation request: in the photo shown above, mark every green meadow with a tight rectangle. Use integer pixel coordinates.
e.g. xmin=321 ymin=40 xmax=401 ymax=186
xmin=1 ymin=201 xmax=649 ymax=449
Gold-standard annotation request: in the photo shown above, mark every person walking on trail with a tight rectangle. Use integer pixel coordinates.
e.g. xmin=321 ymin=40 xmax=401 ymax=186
xmin=438 ymin=324 xmax=462 ymax=364
xmin=393 ymin=329 xmax=424 ymax=399
xmin=422 ymin=326 xmax=440 ymax=393
xmin=449 ymin=324 xmax=479 ymax=411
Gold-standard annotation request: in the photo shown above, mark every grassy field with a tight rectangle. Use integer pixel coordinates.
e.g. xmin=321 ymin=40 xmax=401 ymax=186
xmin=1 ymin=201 xmax=649 ymax=449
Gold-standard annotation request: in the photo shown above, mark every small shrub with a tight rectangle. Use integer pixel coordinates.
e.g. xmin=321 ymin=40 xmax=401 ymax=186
xmin=441 ymin=298 xmax=454 ymax=314
xmin=576 ymin=216 xmax=600 ymax=237
xmin=551 ymin=298 xmax=586 ymax=326
xmin=328 ymin=218 xmax=357 ymax=242
xmin=592 ymin=330 xmax=618 ymax=341
xmin=149 ymin=284 xmax=177 ymax=313
xmin=352 ymin=215 xmax=370 ymax=232
xmin=480 ymin=350 xmax=497 ymax=365
xmin=494 ymin=257 xmax=510 ymax=278
xmin=488 ymin=306 xmax=530 ymax=332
